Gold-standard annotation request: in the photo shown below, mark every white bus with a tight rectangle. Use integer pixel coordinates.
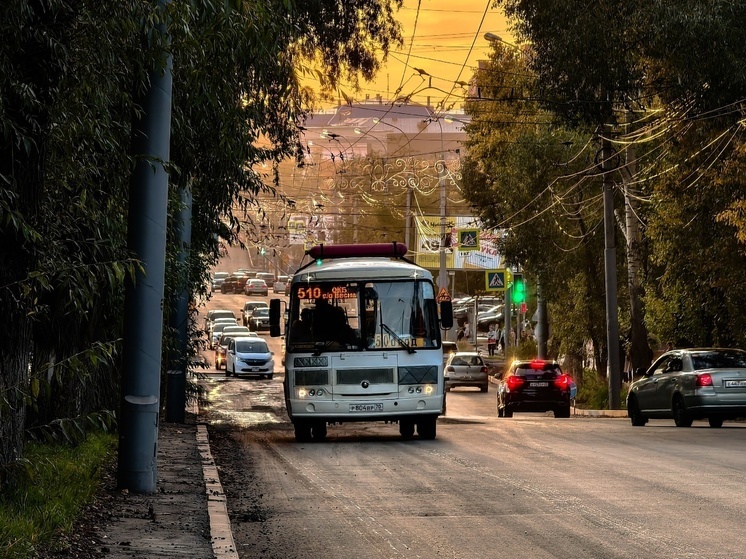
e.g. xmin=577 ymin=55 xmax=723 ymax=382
xmin=269 ymin=243 xmax=454 ymax=442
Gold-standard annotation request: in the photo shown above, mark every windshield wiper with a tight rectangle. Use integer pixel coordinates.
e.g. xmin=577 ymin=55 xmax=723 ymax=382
xmin=312 ymin=341 xmax=336 ymax=356
xmin=380 ymin=323 xmax=416 ymax=354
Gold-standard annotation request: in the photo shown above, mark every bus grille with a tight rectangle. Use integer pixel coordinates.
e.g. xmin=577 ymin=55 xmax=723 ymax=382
xmin=295 ymin=369 xmax=329 ymax=386
xmin=336 ymin=368 xmax=394 ymax=385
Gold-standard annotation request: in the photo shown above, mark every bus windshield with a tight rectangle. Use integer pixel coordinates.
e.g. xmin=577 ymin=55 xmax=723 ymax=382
xmin=287 ymin=280 xmax=439 ymax=352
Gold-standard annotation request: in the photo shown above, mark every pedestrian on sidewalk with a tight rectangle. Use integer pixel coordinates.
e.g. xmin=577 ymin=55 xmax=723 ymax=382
xmin=487 ymin=323 xmax=497 ymax=356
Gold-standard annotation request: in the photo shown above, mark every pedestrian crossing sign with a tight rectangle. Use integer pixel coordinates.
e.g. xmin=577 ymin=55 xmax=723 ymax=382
xmin=485 ymin=269 xmax=510 ymax=292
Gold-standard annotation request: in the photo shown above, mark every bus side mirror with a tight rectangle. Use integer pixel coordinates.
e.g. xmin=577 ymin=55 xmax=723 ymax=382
xmin=440 ymin=300 xmax=453 ymax=330
xmin=269 ymin=299 xmax=281 ymax=337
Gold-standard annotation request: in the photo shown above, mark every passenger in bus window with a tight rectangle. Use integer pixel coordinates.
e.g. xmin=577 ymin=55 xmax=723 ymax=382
xmin=289 ymin=308 xmax=313 ymax=342
xmin=314 ymin=298 xmax=349 ymax=343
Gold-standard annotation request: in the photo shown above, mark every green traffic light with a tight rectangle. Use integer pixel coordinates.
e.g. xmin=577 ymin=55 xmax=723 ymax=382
xmin=513 ymin=275 xmax=526 ymax=304
xmin=260 ymin=247 xmax=266 ymax=255
xmin=316 ymin=258 xmax=323 ymax=266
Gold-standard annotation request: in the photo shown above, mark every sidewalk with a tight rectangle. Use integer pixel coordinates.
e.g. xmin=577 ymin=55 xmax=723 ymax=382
xmin=91 ymin=406 xmax=237 ymax=559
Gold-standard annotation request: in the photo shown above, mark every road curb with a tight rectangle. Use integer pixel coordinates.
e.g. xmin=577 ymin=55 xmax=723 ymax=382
xmin=194 ymin=403 xmax=239 ymax=559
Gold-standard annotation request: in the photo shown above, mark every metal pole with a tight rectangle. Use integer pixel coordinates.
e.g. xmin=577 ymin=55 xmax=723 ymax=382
xmin=602 ymin=133 xmax=621 ymax=408
xmin=166 ymin=185 xmax=192 ymax=423
xmin=536 ymin=280 xmax=548 ymax=358
xmin=438 ymin=147 xmax=449 ymax=341
xmin=504 ymin=285 xmax=512 ymax=353
xmin=118 ymin=0 xmax=173 ymax=494
xmin=405 ymin=185 xmax=412 ymax=249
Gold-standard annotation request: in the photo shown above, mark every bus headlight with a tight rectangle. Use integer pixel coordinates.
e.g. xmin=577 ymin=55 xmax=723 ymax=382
xmin=424 ymin=385 xmax=434 ymax=395
xmin=298 ymin=388 xmax=308 ymax=398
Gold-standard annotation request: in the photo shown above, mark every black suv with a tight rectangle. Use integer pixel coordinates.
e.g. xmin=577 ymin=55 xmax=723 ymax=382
xmin=496 ymin=359 xmax=574 ymax=418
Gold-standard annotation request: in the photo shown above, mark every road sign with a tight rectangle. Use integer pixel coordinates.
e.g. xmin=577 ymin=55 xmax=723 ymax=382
xmin=436 ymin=287 xmax=451 ymax=303
xmin=485 ymin=269 xmax=510 ymax=292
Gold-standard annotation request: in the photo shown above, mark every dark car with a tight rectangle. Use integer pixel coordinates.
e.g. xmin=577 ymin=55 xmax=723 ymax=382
xmin=220 ymin=273 xmax=248 ymax=294
xmin=496 ymin=359 xmax=573 ymax=418
xmin=242 ymin=300 xmax=269 ymax=326
xmin=627 ymin=348 xmax=746 ymax=428
xmin=249 ymin=307 xmax=271 ymax=331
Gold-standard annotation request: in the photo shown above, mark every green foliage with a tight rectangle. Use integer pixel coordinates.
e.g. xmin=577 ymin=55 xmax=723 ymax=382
xmin=0 ymin=432 xmax=116 ymax=559
xmin=573 ymin=368 xmax=628 ymax=410
xmin=0 ymin=0 xmax=405 ymax=466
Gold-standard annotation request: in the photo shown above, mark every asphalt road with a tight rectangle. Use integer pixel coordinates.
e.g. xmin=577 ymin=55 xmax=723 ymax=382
xmin=198 ymin=288 xmax=746 ymax=559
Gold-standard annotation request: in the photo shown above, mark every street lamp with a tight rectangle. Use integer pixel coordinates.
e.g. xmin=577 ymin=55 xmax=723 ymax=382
xmin=484 ymin=32 xmax=520 ymax=50
xmin=371 ymin=117 xmax=416 ymax=249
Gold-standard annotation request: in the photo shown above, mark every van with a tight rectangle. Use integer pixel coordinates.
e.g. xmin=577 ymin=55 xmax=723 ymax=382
xmin=273 ymin=275 xmax=289 ymax=294
xmin=256 ymin=272 xmax=275 ymax=287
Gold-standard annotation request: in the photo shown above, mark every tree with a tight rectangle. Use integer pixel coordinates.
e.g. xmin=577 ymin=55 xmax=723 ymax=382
xmin=461 ymin=40 xmax=610 ymax=377
xmin=0 ymin=0 xmax=404 ymax=465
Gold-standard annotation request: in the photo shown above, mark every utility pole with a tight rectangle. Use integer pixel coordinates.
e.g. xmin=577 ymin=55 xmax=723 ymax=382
xmin=602 ymin=130 xmax=621 ymax=409
xmin=119 ymin=0 xmax=173 ymax=493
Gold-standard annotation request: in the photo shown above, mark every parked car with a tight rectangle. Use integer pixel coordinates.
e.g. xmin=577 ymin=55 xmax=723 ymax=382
xmin=627 ymin=348 xmax=746 ymax=428
xmin=249 ymin=307 xmax=271 ymax=331
xmin=225 ymin=337 xmax=274 ymax=379
xmin=273 ymin=275 xmax=289 ymax=294
xmin=244 ymin=278 xmax=268 ymax=296
xmin=444 ymin=352 xmax=489 ymax=392
xmin=241 ymin=300 xmax=269 ymax=326
xmin=496 ymin=359 xmax=574 ymax=418
xmin=211 ymin=272 xmax=229 ymax=293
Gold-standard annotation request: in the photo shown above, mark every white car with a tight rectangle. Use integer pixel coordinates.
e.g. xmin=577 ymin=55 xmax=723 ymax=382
xmin=225 ymin=337 xmax=274 ymax=379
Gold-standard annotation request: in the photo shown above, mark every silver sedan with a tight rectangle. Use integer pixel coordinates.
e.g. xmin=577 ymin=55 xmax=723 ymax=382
xmin=627 ymin=348 xmax=746 ymax=428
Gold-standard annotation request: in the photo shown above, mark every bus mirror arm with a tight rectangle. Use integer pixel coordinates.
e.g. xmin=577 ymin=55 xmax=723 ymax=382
xmin=440 ymin=300 xmax=454 ymax=330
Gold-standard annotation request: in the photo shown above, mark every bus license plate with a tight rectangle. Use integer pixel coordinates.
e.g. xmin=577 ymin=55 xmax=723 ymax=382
xmin=350 ymin=403 xmax=383 ymax=412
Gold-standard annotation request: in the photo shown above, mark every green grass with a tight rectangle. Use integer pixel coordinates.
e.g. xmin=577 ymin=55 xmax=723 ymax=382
xmin=0 ymin=432 xmax=117 ymax=559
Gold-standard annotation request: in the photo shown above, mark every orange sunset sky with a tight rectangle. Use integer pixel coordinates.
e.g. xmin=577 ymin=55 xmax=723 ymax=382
xmin=316 ymin=0 xmax=512 ymax=112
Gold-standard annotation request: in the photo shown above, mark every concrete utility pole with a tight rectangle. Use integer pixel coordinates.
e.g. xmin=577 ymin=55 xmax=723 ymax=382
xmin=602 ymin=131 xmax=621 ymax=409
xmin=118 ymin=0 xmax=173 ymax=493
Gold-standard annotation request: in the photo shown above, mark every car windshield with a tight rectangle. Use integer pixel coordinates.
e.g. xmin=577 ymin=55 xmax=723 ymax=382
xmin=254 ymin=308 xmax=269 ymax=317
xmin=235 ymin=340 xmax=269 ymax=353
xmin=692 ymin=350 xmax=746 ymax=370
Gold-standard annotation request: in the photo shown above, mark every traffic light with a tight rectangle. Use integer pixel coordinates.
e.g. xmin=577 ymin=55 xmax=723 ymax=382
xmin=513 ymin=273 xmax=526 ymax=304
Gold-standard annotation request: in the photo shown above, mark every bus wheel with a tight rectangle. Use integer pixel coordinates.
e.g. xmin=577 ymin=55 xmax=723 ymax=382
xmin=399 ymin=420 xmax=415 ymax=439
xmin=294 ymin=421 xmax=312 ymax=442
xmin=311 ymin=422 xmax=327 ymax=442
xmin=417 ymin=417 xmax=437 ymax=440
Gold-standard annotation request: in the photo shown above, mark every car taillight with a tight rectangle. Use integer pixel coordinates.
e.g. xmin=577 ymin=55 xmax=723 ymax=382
xmin=506 ymin=376 xmax=525 ymax=390
xmin=446 ymin=366 xmax=455 ymax=373
xmin=480 ymin=366 xmax=487 ymax=373
xmin=554 ymin=374 xmax=572 ymax=389
xmin=696 ymin=373 xmax=713 ymax=387
xmin=529 ymin=360 xmax=547 ymax=370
